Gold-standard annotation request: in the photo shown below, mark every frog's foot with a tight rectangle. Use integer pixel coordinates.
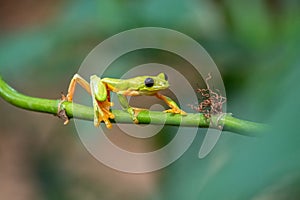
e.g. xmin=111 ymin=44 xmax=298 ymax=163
xmin=94 ymin=110 xmax=114 ymax=129
xmin=99 ymin=100 xmax=115 ymax=118
xmin=95 ymin=110 xmax=113 ymax=129
xmin=155 ymin=93 xmax=187 ymax=116
xmin=164 ymin=107 xmax=187 ymax=115
xmin=127 ymin=107 xmax=147 ymax=124
xmin=60 ymin=93 xmax=68 ymax=101
xmin=95 ymin=100 xmax=115 ymax=128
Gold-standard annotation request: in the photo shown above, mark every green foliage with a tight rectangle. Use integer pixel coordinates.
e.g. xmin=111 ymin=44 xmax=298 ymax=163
xmin=0 ymin=0 xmax=299 ymax=199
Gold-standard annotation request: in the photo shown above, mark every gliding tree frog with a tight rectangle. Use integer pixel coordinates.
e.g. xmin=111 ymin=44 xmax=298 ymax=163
xmin=65 ymin=73 xmax=186 ymax=128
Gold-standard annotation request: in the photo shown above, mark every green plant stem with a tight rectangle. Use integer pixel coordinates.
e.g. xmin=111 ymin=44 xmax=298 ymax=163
xmin=0 ymin=76 xmax=267 ymax=135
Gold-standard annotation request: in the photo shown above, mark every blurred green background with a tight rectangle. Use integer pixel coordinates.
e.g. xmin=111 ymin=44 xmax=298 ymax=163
xmin=0 ymin=0 xmax=300 ymax=199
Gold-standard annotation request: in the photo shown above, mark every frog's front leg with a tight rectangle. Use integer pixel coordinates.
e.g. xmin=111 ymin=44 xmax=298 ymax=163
xmin=155 ymin=93 xmax=187 ymax=115
xmin=90 ymin=76 xmax=115 ymax=128
xmin=117 ymin=94 xmax=145 ymax=123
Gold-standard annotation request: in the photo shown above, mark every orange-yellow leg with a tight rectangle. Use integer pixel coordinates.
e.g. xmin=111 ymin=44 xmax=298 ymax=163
xmin=155 ymin=93 xmax=187 ymax=115
xmin=65 ymin=74 xmax=114 ymax=128
xmin=97 ymin=100 xmax=115 ymax=119
xmin=93 ymin=99 xmax=115 ymax=128
xmin=60 ymin=74 xmax=91 ymax=125
xmin=66 ymin=74 xmax=91 ymax=101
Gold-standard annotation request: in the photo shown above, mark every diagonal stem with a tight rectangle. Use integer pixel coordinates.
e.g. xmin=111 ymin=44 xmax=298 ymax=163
xmin=0 ymin=76 xmax=267 ymax=135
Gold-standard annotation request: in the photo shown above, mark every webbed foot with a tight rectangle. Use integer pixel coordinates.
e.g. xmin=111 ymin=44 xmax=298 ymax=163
xmin=163 ymin=107 xmax=187 ymax=115
xmin=94 ymin=99 xmax=115 ymax=128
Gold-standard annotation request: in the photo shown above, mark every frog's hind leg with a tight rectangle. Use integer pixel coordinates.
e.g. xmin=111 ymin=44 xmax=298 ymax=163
xmin=60 ymin=74 xmax=91 ymax=124
xmin=66 ymin=74 xmax=91 ymax=101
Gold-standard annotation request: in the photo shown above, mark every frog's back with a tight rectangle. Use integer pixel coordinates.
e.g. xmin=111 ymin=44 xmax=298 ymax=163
xmin=101 ymin=76 xmax=144 ymax=91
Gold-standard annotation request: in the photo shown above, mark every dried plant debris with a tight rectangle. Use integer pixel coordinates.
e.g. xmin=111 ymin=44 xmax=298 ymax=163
xmin=189 ymin=73 xmax=226 ymax=118
xmin=57 ymin=93 xmax=70 ymax=124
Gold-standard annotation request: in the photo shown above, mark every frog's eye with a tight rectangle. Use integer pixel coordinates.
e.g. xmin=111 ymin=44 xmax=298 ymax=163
xmin=144 ymin=78 xmax=154 ymax=87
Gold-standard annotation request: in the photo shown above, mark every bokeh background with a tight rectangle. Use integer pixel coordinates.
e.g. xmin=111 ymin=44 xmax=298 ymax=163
xmin=0 ymin=0 xmax=300 ymax=199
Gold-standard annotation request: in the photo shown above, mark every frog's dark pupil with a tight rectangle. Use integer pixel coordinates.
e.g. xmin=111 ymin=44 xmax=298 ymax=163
xmin=145 ymin=78 xmax=154 ymax=87
xmin=163 ymin=73 xmax=168 ymax=81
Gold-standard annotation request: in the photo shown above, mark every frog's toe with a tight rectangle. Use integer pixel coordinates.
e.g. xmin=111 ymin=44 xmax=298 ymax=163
xmin=101 ymin=107 xmax=115 ymax=119
xmin=94 ymin=119 xmax=100 ymax=127
xmin=164 ymin=108 xmax=187 ymax=115
xmin=94 ymin=113 xmax=113 ymax=129
xmin=103 ymin=119 xmax=112 ymax=129
xmin=102 ymin=112 xmax=114 ymax=128
xmin=109 ymin=112 xmax=115 ymax=119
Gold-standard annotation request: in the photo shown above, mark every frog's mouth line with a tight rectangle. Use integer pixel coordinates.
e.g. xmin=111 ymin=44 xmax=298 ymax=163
xmin=150 ymin=85 xmax=169 ymax=91
xmin=138 ymin=86 xmax=169 ymax=95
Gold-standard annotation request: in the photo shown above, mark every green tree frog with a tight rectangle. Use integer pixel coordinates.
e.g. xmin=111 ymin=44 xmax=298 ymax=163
xmin=65 ymin=73 xmax=186 ymax=128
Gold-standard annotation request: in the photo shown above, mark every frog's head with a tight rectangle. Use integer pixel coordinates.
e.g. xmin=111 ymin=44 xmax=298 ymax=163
xmin=138 ymin=73 xmax=169 ymax=94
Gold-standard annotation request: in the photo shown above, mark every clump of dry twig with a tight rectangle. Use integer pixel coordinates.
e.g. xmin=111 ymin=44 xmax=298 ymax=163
xmin=188 ymin=73 xmax=226 ymax=118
